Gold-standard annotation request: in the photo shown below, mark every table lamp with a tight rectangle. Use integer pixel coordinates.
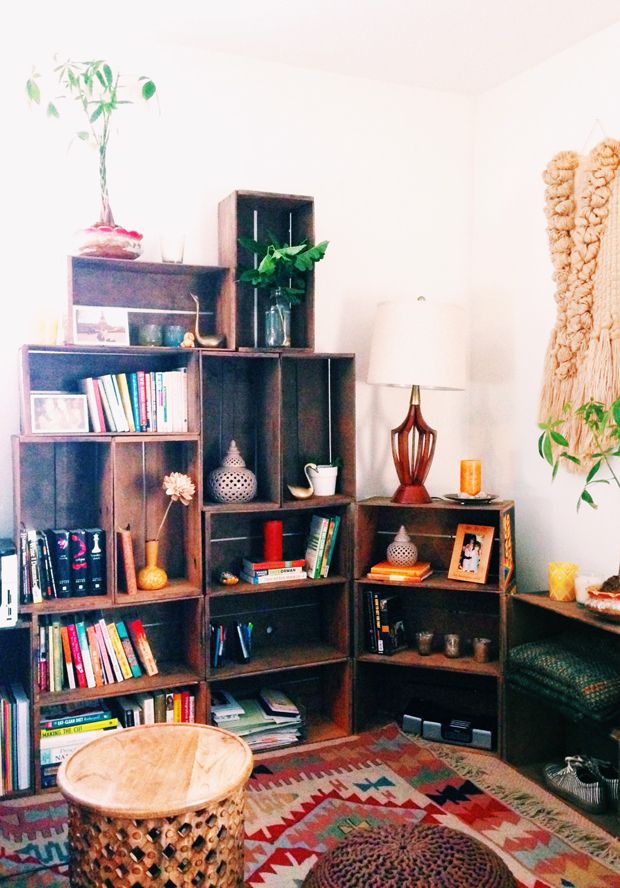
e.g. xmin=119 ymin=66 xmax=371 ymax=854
xmin=367 ymin=298 xmax=466 ymax=503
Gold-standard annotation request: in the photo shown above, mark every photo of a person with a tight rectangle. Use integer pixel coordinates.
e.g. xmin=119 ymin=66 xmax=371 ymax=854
xmin=31 ymin=393 xmax=89 ymax=433
xmin=448 ymin=524 xmax=494 ymax=585
xmin=458 ymin=533 xmax=479 ymax=572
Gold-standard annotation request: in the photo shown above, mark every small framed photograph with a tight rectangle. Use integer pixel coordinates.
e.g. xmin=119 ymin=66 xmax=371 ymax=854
xmin=73 ymin=305 xmax=130 ymax=346
xmin=31 ymin=392 xmax=89 ymax=434
xmin=448 ymin=523 xmax=494 ymax=584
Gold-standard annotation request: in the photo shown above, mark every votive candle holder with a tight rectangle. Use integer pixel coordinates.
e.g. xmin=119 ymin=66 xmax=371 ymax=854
xmin=548 ymin=561 xmax=578 ymax=601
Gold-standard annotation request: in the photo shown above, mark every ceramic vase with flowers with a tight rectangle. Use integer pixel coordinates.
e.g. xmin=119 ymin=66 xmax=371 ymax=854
xmin=26 ymin=58 xmax=156 ymax=259
xmin=137 ymin=472 xmax=195 ymax=591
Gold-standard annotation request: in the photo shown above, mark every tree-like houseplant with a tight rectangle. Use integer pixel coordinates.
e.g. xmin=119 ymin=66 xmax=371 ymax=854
xmin=26 ymin=58 xmax=156 ymax=259
xmin=238 ymin=234 xmax=328 ymax=346
xmin=538 ymin=396 xmax=620 ymax=595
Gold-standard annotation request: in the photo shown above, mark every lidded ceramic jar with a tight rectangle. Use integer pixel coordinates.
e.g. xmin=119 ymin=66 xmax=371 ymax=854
xmin=207 ymin=440 xmax=257 ymax=503
xmin=386 ymin=525 xmax=418 ymax=566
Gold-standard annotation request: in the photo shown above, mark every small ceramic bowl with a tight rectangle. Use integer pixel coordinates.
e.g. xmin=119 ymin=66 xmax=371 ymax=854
xmin=138 ymin=323 xmax=163 ymax=346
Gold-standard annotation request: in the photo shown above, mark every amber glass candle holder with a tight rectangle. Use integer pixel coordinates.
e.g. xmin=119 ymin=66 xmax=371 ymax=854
xmin=548 ymin=561 xmax=578 ymax=601
xmin=460 ymin=460 xmax=481 ymax=496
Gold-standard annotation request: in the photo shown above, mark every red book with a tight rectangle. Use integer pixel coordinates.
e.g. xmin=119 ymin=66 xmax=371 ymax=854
xmin=242 ymin=558 xmax=305 ymax=572
xmin=66 ymin=623 xmax=87 ymax=688
xmin=181 ymin=689 xmax=190 ymax=723
xmin=127 ymin=618 xmax=158 ymax=676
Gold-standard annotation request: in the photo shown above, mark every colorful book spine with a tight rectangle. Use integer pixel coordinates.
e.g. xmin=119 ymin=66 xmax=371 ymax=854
xmin=242 ymin=558 xmax=305 ymax=572
xmin=19 ymin=525 xmax=31 ymax=605
xmin=37 ymin=531 xmax=56 ymax=599
xmin=69 ymin=529 xmax=88 ymax=596
xmin=136 ymin=370 xmax=148 ymax=431
xmin=127 ymin=372 xmax=141 ymax=431
xmin=116 ymin=373 xmax=136 ymax=432
xmin=97 ymin=618 xmax=124 ymax=682
xmin=40 ymin=708 xmax=112 ymax=730
xmin=96 ymin=376 xmax=117 ymax=431
xmin=117 ymin=526 xmax=138 ymax=595
xmin=59 ymin=625 xmax=76 ymax=690
xmin=79 ymin=377 xmax=104 ymax=433
xmin=304 ymin=514 xmax=330 ymax=579
xmin=240 ymin=571 xmax=307 ymax=585
xmin=52 ymin=621 xmax=64 ymax=692
xmin=107 ymin=623 xmax=133 ymax=680
xmin=243 ymin=565 xmax=306 ymax=577
xmin=75 ymin=621 xmax=96 ymax=688
xmin=86 ymin=625 xmax=104 ymax=687
xmin=127 ymin=618 xmax=158 ymax=676
xmin=116 ymin=620 xmax=142 ymax=678
xmin=66 ymin=623 xmax=87 ymax=689
xmin=26 ymin=529 xmax=43 ymax=603
xmin=38 ymin=625 xmax=48 ymax=692
xmin=40 ymin=716 xmax=119 ymax=738
xmin=94 ymin=622 xmax=115 ymax=684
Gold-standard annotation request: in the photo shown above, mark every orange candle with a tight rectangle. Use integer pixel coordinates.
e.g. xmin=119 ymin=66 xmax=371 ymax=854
xmin=548 ymin=562 xmax=578 ymax=601
xmin=460 ymin=460 xmax=481 ymax=496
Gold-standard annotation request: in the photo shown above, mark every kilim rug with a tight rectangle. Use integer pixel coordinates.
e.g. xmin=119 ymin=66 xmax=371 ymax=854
xmin=1 ymin=723 xmax=619 ymax=886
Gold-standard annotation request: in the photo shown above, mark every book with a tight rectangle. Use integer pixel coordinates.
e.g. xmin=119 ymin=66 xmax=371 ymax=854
xmin=152 ymin=689 xmax=167 ymax=723
xmin=96 ymin=376 xmax=117 ymax=431
xmin=97 ymin=618 xmax=124 ymax=683
xmin=40 ymin=716 xmax=119 ymax=738
xmin=79 ymin=377 xmax=104 ymax=433
xmin=46 ymin=530 xmax=71 ymax=598
xmin=85 ymin=529 xmax=106 ymax=595
xmin=116 ymin=620 xmax=142 ymax=679
xmin=69 ymin=529 xmax=89 ymax=596
xmin=127 ymin=372 xmax=142 ymax=431
xmin=107 ymin=622 xmax=133 ymax=680
xmin=116 ymin=373 xmax=136 ymax=432
xmin=40 ymin=704 xmax=112 ymax=730
xmin=127 ymin=618 xmax=158 ymax=676
xmin=165 ymin=691 xmax=175 ymax=723
xmin=101 ymin=374 xmax=129 ymax=432
xmin=59 ymin=625 xmax=76 ymax=690
xmin=86 ymin=625 xmax=104 ymax=687
xmin=76 ymin=620 xmax=96 ymax=688
xmin=51 ymin=620 xmax=64 ymax=692
xmin=368 ymin=560 xmax=432 ymax=580
xmin=259 ymin=688 xmax=299 ymax=717
xmin=377 ymin=593 xmax=407 ymax=654
xmin=241 ymin=564 xmax=306 ymax=578
xmin=113 ymin=695 xmax=141 ymax=727
xmin=304 ymin=514 xmax=331 ymax=579
xmin=211 ymin=689 xmax=244 ymax=722
xmin=242 ymin=558 xmax=305 ymax=573
xmin=320 ymin=514 xmax=341 ymax=578
xmin=38 ymin=625 xmax=48 ymax=692
xmin=173 ymin=691 xmax=183 ymax=723
xmin=133 ymin=692 xmax=155 ymax=724
xmin=364 ymin=589 xmax=377 ymax=653
xmin=136 ymin=370 xmax=148 ymax=431
xmin=37 ymin=530 xmax=56 ymax=599
xmin=240 ymin=571 xmax=307 ymax=585
xmin=66 ymin=623 xmax=87 ymax=689
xmin=9 ymin=682 xmax=30 ymax=791
xmin=40 ymin=727 xmax=121 ymax=764
xmin=19 ymin=525 xmax=31 ymax=605
xmin=372 ymin=589 xmax=383 ymax=654
xmin=117 ymin=525 xmax=138 ymax=595
xmin=93 ymin=622 xmax=114 ymax=684
xmin=26 ymin=529 xmax=43 ymax=604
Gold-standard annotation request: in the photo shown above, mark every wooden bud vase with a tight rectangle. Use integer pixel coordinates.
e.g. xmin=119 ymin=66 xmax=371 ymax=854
xmin=137 ymin=539 xmax=168 ymax=591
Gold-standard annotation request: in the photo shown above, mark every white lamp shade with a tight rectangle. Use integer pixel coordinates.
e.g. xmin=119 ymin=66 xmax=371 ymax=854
xmin=367 ymin=299 xmax=467 ymax=390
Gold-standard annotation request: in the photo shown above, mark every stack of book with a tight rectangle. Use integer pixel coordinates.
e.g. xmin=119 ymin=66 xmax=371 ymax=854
xmin=364 ymin=589 xmax=408 ymax=655
xmin=37 ymin=614 xmax=158 ymax=693
xmin=211 ymin=688 xmax=304 ymax=751
xmin=303 ymin=514 xmax=341 ymax=579
xmin=240 ymin=558 xmax=307 ymax=585
xmin=39 ymin=702 xmax=121 ymax=788
xmin=19 ymin=526 xmax=106 ymax=604
xmin=0 ymin=682 xmax=30 ymax=794
xmin=365 ymin=560 xmax=433 ymax=583
xmin=111 ymin=688 xmax=196 ymax=727
xmin=79 ymin=368 xmax=188 ymax=434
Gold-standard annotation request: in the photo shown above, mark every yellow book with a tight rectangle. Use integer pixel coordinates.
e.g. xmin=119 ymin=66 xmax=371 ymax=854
xmin=107 ymin=622 xmax=133 ymax=680
xmin=173 ymin=691 xmax=183 ymax=723
xmin=116 ymin=373 xmax=136 ymax=432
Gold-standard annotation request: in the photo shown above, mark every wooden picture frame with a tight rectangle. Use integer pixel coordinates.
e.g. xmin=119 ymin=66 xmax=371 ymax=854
xmin=73 ymin=305 xmax=130 ymax=346
xmin=30 ymin=392 xmax=89 ymax=434
xmin=448 ymin=523 xmax=494 ymax=584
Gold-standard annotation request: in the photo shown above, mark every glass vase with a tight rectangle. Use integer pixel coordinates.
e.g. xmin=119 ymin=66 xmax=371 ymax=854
xmin=264 ymin=288 xmax=291 ymax=347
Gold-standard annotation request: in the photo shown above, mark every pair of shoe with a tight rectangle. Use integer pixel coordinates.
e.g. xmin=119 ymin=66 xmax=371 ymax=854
xmin=543 ymin=755 xmax=619 ymax=814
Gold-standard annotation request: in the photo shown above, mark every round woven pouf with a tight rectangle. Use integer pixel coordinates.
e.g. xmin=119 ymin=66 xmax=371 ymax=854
xmin=302 ymin=823 xmax=516 ymax=888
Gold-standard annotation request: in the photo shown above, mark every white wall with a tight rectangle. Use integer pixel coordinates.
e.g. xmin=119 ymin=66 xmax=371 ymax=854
xmin=0 ymin=20 xmax=473 ymax=537
xmin=471 ymin=23 xmax=620 ymax=592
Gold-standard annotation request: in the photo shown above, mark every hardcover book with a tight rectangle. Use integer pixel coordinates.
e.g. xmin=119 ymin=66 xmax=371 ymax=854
xmin=85 ymin=529 xmax=106 ymax=595
xmin=304 ymin=514 xmax=331 ymax=579
xmin=378 ymin=593 xmax=407 ymax=655
xmin=46 ymin=530 xmax=71 ymax=598
xmin=69 ymin=529 xmax=89 ymax=596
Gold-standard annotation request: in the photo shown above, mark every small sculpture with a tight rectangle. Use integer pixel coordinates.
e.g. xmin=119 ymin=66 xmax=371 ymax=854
xmin=180 ymin=331 xmax=195 ymax=348
xmin=190 ymin=293 xmax=226 ymax=348
xmin=219 ymin=570 xmax=239 ymax=585
xmin=207 ymin=440 xmax=257 ymax=503
xmin=387 ymin=525 xmax=418 ymax=566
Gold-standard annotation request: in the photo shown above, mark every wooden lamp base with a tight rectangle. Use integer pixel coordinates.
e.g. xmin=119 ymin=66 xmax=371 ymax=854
xmin=390 ymin=385 xmax=436 ymax=504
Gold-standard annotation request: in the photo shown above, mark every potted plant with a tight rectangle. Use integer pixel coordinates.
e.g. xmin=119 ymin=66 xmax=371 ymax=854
xmin=238 ymin=233 xmax=328 ymax=346
xmin=26 ymin=58 xmax=156 ymax=259
xmin=538 ymin=396 xmax=620 ymax=595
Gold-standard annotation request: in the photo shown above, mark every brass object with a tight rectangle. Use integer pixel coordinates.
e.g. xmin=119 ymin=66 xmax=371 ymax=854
xmin=190 ymin=293 xmax=226 ymax=348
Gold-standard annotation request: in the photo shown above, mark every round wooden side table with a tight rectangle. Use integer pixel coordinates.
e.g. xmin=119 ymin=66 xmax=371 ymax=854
xmin=57 ymin=723 xmax=254 ymax=888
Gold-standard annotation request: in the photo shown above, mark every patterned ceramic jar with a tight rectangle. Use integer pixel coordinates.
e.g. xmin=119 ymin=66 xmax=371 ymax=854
xmin=386 ymin=525 xmax=418 ymax=566
xmin=207 ymin=440 xmax=257 ymax=503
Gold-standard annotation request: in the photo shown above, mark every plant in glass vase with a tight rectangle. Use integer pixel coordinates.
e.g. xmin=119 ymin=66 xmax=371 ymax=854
xmin=538 ymin=396 xmax=620 ymax=599
xmin=137 ymin=472 xmax=195 ymax=591
xmin=26 ymin=58 xmax=156 ymax=259
xmin=238 ymin=233 xmax=328 ymax=347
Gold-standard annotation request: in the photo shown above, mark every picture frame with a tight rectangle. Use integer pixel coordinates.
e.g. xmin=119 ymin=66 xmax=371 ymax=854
xmin=30 ymin=392 xmax=89 ymax=434
xmin=73 ymin=305 xmax=130 ymax=346
xmin=448 ymin=523 xmax=494 ymax=584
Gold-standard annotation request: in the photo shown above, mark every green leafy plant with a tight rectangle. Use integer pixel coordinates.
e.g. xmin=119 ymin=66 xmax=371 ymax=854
xmin=538 ymin=396 xmax=620 ymax=585
xmin=26 ymin=58 xmax=156 ymax=227
xmin=238 ymin=233 xmax=329 ymax=304
xmin=307 ymin=455 xmax=343 ymax=468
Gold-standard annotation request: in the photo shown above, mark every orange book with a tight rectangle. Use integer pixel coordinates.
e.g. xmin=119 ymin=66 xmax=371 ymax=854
xmin=369 ymin=561 xmax=431 ymax=577
xmin=117 ymin=526 xmax=138 ymax=595
xmin=86 ymin=625 xmax=104 ymax=687
xmin=59 ymin=625 xmax=76 ymax=690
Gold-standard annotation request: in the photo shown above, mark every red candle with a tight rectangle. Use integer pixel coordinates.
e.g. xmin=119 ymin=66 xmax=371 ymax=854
xmin=263 ymin=520 xmax=283 ymax=562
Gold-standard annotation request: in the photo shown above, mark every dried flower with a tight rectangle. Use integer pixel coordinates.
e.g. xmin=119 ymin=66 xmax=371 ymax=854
xmin=155 ymin=472 xmax=195 ymax=540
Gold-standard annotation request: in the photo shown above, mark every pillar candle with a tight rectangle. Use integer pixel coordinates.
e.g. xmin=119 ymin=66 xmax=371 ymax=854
xmin=460 ymin=460 xmax=481 ymax=496
xmin=548 ymin=561 xmax=578 ymax=601
xmin=263 ymin=519 xmax=283 ymax=562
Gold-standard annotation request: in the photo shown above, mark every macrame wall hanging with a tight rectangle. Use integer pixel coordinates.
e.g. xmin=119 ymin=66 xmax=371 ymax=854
xmin=540 ymin=138 xmax=620 ymax=459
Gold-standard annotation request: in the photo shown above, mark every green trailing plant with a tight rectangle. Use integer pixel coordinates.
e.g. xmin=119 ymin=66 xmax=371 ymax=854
xmin=26 ymin=58 xmax=156 ymax=227
xmin=238 ymin=233 xmax=329 ymax=304
xmin=538 ymin=396 xmax=620 ymax=585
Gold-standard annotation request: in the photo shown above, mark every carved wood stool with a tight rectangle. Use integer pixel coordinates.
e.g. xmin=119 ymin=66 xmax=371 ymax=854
xmin=57 ymin=723 xmax=253 ymax=888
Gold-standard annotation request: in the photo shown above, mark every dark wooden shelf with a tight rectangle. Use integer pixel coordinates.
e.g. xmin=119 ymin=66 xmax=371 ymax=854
xmin=513 ymin=592 xmax=620 ymax=635
xmin=209 ymin=643 xmax=347 ymax=679
xmin=202 ymin=499 xmax=281 ymax=514
xmin=357 ymin=650 xmax=500 ymax=677
xmin=209 ymin=575 xmax=347 ymax=598
xmin=357 ymin=571 xmax=502 ymax=594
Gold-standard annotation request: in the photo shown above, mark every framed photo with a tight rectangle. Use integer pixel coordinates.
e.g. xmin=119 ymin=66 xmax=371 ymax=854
xmin=31 ymin=392 xmax=89 ymax=434
xmin=448 ymin=523 xmax=494 ymax=584
xmin=73 ymin=305 xmax=130 ymax=346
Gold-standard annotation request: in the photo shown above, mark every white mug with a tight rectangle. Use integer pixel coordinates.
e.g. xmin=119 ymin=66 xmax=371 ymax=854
xmin=304 ymin=463 xmax=338 ymax=496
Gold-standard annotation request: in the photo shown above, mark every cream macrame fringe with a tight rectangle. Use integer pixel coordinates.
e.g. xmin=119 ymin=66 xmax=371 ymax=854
xmin=539 ymin=139 xmax=620 ymax=461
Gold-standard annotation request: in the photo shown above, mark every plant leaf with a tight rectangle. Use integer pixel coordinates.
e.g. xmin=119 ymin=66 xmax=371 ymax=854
xmin=46 ymin=102 xmax=59 ymax=118
xmin=560 ymin=453 xmax=581 ymax=465
xmin=550 ymin=430 xmax=569 ymax=446
xmin=102 ymin=64 xmax=113 ymax=87
xmin=613 ymin=399 xmax=620 ymax=427
xmin=542 ymin=433 xmax=553 ymax=466
xmin=141 ymin=80 xmax=156 ymax=100
xmin=580 ymin=489 xmax=596 ymax=508
xmin=26 ymin=78 xmax=40 ymax=103
xmin=89 ymin=104 xmax=103 ymax=124
xmin=586 ymin=461 xmax=601 ymax=483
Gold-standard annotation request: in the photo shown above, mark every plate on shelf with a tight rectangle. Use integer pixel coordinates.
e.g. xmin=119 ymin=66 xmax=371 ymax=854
xmin=442 ymin=493 xmax=499 ymax=505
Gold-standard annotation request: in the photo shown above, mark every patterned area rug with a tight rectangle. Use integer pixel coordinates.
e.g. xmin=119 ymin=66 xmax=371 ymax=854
xmin=1 ymin=723 xmax=619 ymax=886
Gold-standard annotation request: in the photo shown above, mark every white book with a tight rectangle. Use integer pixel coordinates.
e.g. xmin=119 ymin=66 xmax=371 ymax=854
xmin=75 ymin=621 xmax=96 ymax=688
xmin=240 ymin=571 xmax=307 ymax=585
xmin=133 ymin=692 xmax=155 ymax=724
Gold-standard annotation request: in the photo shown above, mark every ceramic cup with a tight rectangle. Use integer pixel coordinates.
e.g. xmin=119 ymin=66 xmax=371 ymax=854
xmin=574 ymin=573 xmax=604 ymax=607
xmin=162 ymin=324 xmax=186 ymax=347
xmin=305 ymin=463 xmax=338 ymax=496
xmin=415 ymin=631 xmax=433 ymax=655
xmin=138 ymin=323 xmax=163 ymax=346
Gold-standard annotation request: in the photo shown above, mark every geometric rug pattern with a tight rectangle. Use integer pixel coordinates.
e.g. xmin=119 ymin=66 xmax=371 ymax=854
xmin=1 ymin=723 xmax=619 ymax=886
